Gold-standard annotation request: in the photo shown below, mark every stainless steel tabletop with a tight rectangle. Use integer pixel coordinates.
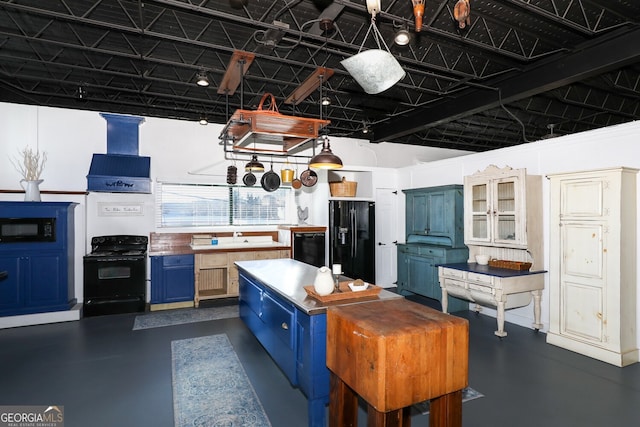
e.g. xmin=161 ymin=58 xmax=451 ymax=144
xmin=235 ymin=258 xmax=403 ymax=315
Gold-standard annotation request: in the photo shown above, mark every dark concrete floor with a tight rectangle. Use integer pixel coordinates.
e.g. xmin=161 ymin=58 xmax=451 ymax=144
xmin=1 ymin=296 xmax=640 ymax=427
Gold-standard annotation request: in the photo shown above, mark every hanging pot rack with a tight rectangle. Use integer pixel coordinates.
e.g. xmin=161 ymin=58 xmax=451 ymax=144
xmin=220 ymin=91 xmax=330 ymax=154
xmin=217 ymin=49 xmax=333 ymax=162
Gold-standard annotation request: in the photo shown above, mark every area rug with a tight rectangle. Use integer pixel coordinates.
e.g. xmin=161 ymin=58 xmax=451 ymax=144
xmin=133 ymin=305 xmax=239 ymax=330
xmin=172 ymin=334 xmax=271 ymax=427
xmin=413 ymin=386 xmax=484 ymax=415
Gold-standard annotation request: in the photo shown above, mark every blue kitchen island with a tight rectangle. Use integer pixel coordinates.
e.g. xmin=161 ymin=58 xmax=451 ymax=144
xmin=236 ymin=258 xmax=402 ymax=427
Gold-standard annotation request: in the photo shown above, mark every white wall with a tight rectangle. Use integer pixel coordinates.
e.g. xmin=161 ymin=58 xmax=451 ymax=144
xmin=397 ymin=120 xmax=640 ymax=344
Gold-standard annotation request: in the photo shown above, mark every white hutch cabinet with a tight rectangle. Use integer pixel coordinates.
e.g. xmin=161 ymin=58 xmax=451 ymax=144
xmin=546 ymin=167 xmax=638 ymax=367
xmin=439 ymin=165 xmax=545 ymax=337
xmin=464 ymin=165 xmax=539 ymax=252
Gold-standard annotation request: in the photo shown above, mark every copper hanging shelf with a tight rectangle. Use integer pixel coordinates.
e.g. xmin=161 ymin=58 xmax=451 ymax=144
xmin=221 ymin=92 xmax=330 ymax=153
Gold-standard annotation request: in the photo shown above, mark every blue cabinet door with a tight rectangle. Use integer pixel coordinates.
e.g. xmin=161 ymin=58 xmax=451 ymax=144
xmin=396 ymin=246 xmax=409 ymax=292
xmin=406 ymin=192 xmax=428 ymax=236
xmin=0 ymin=256 xmax=21 ymax=311
xmin=150 ymin=255 xmax=194 ymax=303
xmin=26 ymin=252 xmax=65 ymax=309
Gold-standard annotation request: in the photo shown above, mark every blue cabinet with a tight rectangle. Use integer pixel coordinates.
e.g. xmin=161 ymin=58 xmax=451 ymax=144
xmin=399 ymin=186 xmax=468 ymax=310
xmin=397 ymin=244 xmax=469 ymax=312
xmin=404 ymin=185 xmax=465 ymax=248
xmin=0 ymin=202 xmax=76 ymax=317
xmin=239 ymin=271 xmax=328 ymax=427
xmin=150 ymin=255 xmax=195 ymax=304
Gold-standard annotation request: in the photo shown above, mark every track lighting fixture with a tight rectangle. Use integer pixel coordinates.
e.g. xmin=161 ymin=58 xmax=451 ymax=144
xmin=196 ymin=71 xmax=210 ymax=87
xmin=394 ymin=26 xmax=410 ymax=46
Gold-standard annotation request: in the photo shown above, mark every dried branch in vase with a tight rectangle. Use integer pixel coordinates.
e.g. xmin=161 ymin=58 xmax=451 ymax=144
xmin=10 ymin=146 xmax=47 ymax=181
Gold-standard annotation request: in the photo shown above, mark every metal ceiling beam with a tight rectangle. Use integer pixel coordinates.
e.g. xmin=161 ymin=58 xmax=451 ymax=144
xmin=373 ymin=26 xmax=640 ymax=142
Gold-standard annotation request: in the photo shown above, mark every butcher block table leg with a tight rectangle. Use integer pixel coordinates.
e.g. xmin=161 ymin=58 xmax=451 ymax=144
xmin=329 ymin=372 xmax=358 ymax=427
xmin=326 ymin=299 xmax=469 ymax=427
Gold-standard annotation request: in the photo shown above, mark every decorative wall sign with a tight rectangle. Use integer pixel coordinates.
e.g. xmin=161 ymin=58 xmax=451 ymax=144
xmin=98 ymin=202 xmax=144 ymax=216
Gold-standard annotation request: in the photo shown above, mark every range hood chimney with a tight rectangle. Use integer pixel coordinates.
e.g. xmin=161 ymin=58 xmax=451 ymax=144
xmin=87 ymin=113 xmax=151 ymax=193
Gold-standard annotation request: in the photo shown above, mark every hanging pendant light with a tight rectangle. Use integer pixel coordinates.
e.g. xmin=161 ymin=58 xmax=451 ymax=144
xmin=340 ymin=6 xmax=405 ymax=94
xmin=244 ymin=154 xmax=265 ymax=172
xmin=310 ymin=136 xmax=343 ymax=169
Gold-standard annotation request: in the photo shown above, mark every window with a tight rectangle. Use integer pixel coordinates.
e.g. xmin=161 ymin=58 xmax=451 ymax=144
xmin=156 ymin=182 xmax=293 ymax=227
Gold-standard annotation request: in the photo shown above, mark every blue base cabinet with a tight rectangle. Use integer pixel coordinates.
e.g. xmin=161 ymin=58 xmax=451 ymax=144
xmin=150 ymin=255 xmax=195 ymax=304
xmin=0 ymin=202 xmax=76 ymax=317
xmin=239 ymin=271 xmax=328 ymax=427
xmin=397 ymin=244 xmax=469 ymax=312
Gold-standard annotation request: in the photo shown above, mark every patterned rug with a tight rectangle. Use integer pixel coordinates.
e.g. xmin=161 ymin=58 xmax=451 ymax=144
xmin=132 ymin=305 xmax=239 ymax=330
xmin=172 ymin=334 xmax=271 ymax=427
xmin=413 ymin=386 xmax=484 ymax=415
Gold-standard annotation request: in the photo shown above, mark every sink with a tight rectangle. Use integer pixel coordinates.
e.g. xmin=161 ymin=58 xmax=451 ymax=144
xmin=189 ymin=236 xmax=285 ymax=251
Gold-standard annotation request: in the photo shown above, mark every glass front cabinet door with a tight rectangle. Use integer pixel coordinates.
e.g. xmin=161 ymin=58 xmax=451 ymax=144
xmin=464 ymin=166 xmax=528 ymax=249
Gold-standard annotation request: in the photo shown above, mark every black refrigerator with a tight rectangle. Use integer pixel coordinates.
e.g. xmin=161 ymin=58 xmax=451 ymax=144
xmin=329 ymin=200 xmax=375 ymax=284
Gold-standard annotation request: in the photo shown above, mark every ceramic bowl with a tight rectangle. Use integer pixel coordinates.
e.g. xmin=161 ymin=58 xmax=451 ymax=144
xmin=475 ymin=255 xmax=489 ymax=265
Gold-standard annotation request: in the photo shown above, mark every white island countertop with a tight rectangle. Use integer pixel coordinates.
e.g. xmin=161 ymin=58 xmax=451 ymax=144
xmin=235 ymin=258 xmax=402 ymax=315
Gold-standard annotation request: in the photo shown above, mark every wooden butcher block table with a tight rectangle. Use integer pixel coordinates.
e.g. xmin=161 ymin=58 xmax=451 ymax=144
xmin=326 ymin=299 xmax=469 ymax=427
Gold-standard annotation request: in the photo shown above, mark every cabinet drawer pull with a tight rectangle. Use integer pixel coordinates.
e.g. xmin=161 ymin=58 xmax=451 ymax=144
xmin=281 ymin=322 xmax=289 ymax=330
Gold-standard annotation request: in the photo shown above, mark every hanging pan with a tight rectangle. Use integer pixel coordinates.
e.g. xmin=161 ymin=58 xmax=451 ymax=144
xmin=261 ymin=160 xmax=281 ymax=192
xmin=300 ymin=162 xmax=318 ymax=187
xmin=243 ymin=171 xmax=256 ymax=186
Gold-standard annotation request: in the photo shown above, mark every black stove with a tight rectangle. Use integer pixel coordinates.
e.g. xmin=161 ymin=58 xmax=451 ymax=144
xmin=83 ymin=235 xmax=148 ymax=317
xmin=85 ymin=235 xmax=148 ymax=259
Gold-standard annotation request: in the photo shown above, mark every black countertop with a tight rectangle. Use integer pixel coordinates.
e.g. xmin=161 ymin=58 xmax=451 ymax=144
xmin=439 ymin=262 xmax=547 ymax=278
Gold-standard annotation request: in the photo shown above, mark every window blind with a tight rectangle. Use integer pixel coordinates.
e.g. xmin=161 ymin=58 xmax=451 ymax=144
xmin=156 ymin=182 xmax=293 ymax=227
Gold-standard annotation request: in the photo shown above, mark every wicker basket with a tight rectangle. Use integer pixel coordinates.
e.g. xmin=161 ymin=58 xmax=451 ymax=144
xmin=488 ymin=259 xmax=532 ymax=271
xmin=329 ymin=177 xmax=357 ymax=197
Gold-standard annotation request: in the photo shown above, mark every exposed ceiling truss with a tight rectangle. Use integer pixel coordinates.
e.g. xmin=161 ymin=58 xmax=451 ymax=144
xmin=0 ymin=0 xmax=639 ymax=152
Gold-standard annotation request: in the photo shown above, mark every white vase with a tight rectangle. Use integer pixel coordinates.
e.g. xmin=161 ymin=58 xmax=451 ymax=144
xmin=313 ymin=266 xmax=335 ymax=296
xmin=21 ymin=179 xmax=43 ymax=202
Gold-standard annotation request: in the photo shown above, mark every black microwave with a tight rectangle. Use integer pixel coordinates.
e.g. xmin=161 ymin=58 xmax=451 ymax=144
xmin=0 ymin=217 xmax=56 ymax=243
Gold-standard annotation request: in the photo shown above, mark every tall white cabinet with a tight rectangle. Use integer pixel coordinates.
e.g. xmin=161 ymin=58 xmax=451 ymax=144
xmin=547 ymin=167 xmax=638 ymax=367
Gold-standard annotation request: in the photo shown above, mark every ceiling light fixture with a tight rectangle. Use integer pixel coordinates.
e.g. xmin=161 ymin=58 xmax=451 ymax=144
xmin=394 ymin=26 xmax=410 ymax=46
xmin=361 ymin=121 xmax=370 ymax=134
xmin=196 ymin=71 xmax=210 ymax=87
xmin=310 ymin=135 xmax=343 ymax=169
xmin=199 ymin=116 xmax=208 ymax=125
xmin=77 ymin=85 xmax=87 ymax=100
xmin=244 ymin=154 xmax=265 ymax=172
xmin=321 ymin=96 xmax=331 ymax=106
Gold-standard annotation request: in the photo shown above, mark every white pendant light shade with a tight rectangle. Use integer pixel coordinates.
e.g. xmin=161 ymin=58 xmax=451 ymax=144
xmin=341 ymin=49 xmax=406 ymax=94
